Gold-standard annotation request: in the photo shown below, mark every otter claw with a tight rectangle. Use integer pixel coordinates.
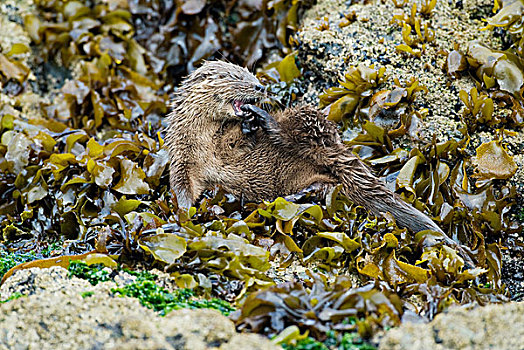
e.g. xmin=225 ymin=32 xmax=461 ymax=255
xmin=241 ymin=104 xmax=272 ymax=124
xmin=241 ymin=116 xmax=257 ymax=135
xmin=238 ymin=104 xmax=268 ymax=135
xmin=240 ymin=104 xmax=277 ymax=133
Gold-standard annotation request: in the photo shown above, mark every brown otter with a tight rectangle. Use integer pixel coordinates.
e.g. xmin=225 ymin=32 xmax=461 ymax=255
xmin=165 ymin=60 xmax=464 ymax=250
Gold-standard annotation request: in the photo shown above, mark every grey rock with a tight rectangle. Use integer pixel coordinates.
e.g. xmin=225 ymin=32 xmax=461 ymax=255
xmin=0 ymin=267 xmax=279 ymax=350
xmin=378 ymin=302 xmax=524 ymax=350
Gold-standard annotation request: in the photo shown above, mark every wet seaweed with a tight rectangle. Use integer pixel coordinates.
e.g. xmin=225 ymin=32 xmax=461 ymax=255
xmin=319 ymin=64 xmax=387 ymax=123
xmin=256 ymin=52 xmax=304 ymax=108
xmin=461 ymin=41 xmax=524 ymax=126
xmin=484 ymin=0 xmax=524 ymax=56
xmin=391 ymin=2 xmax=435 ymax=57
xmin=233 ymin=275 xmax=403 ymax=339
xmin=0 ymin=52 xmax=30 ymax=96
xmin=459 ymin=87 xmax=495 ymax=132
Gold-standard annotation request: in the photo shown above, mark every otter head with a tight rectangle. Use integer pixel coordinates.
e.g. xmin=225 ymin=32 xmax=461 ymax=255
xmin=180 ymin=60 xmax=266 ymax=119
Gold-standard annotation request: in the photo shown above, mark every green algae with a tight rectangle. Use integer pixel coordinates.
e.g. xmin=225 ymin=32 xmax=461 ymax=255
xmin=0 ymin=242 xmax=63 ymax=280
xmin=0 ymin=292 xmax=24 ymax=303
xmin=281 ymin=330 xmax=376 ymax=350
xmin=68 ymin=260 xmax=112 ymax=286
xmin=112 ymin=279 xmax=235 ymax=316
xmin=67 ymin=260 xmax=235 ymax=316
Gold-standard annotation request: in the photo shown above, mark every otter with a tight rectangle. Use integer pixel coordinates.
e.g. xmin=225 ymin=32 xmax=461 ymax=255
xmin=164 ymin=60 xmax=466 ymax=252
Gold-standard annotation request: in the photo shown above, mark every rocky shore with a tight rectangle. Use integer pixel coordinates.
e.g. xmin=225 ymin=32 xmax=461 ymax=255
xmin=0 ymin=0 xmax=523 ymax=348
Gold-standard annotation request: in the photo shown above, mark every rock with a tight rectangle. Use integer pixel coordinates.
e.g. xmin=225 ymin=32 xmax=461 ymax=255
xmin=297 ymin=0 xmax=499 ymax=142
xmin=377 ymin=302 xmax=524 ymax=350
xmin=0 ymin=267 xmax=279 ymax=350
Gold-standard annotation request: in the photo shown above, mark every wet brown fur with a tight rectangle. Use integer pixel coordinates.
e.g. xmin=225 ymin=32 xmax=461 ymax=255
xmin=165 ymin=61 xmax=458 ymax=242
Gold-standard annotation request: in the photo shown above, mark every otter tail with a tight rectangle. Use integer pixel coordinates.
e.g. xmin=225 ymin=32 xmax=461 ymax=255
xmin=330 ymin=149 xmax=448 ymax=237
xmin=328 ymin=149 xmax=474 ymax=265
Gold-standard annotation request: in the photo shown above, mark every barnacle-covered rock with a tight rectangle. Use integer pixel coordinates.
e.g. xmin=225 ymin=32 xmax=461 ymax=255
xmin=0 ymin=267 xmax=279 ymax=350
xmin=378 ymin=302 xmax=524 ymax=350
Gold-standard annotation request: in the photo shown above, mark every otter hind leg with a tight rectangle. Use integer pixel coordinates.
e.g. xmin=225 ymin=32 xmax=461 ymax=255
xmin=169 ymin=161 xmax=204 ymax=209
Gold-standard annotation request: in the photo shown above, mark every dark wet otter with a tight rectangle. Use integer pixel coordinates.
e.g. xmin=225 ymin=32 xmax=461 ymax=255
xmin=165 ymin=61 xmax=462 ymax=248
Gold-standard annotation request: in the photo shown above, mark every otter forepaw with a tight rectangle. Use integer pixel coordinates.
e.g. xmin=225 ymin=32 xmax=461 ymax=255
xmin=241 ymin=104 xmax=279 ymax=133
xmin=240 ymin=104 xmax=270 ymax=120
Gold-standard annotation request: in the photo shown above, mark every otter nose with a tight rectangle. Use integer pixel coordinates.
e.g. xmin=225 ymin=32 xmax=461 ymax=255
xmin=254 ymin=84 xmax=265 ymax=92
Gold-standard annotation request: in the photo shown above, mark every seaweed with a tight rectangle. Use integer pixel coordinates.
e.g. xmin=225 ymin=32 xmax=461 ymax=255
xmin=0 ymin=53 xmax=30 ymax=93
xmin=315 ymin=17 xmax=330 ymax=31
xmin=0 ymin=114 xmax=169 ymax=244
xmin=223 ymin=173 xmax=510 ymax=335
xmin=365 ymin=77 xmax=428 ymax=138
xmin=308 ymin=54 xmax=517 ymax=333
xmin=392 ymin=0 xmax=409 ymax=8
xmin=319 ymin=64 xmax=387 ymax=123
xmin=471 ymin=139 xmax=518 ymax=180
xmin=444 ymin=43 xmax=524 ymax=129
xmin=459 ymin=87 xmax=495 ymax=131
xmin=339 ymin=11 xmax=357 ymax=28
xmin=319 ymin=66 xmax=427 ymax=139
xmin=256 ymin=52 xmax=304 ymax=108
xmin=233 ymin=275 xmax=402 ymax=339
xmin=26 ymin=0 xmax=312 ymax=79
xmin=419 ymin=0 xmax=437 ymax=17
xmin=130 ymin=0 xmax=311 ymax=74
xmin=484 ymin=0 xmax=524 ymax=56
xmin=450 ymin=1 xmax=524 ymax=128
xmin=445 ymin=48 xmax=468 ymax=78
xmin=464 ymin=41 xmax=524 ymax=125
xmin=391 ymin=2 xmax=435 ymax=57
